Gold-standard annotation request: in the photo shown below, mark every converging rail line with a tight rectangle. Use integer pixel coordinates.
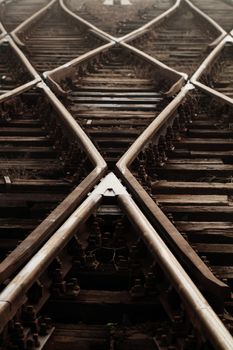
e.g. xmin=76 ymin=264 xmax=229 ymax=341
xmin=128 ymin=1 xmax=223 ymax=76
xmin=46 ymin=45 xmax=184 ymax=168
xmin=0 ymin=0 xmax=232 ymax=349
xmin=117 ymin=85 xmax=233 ymax=338
xmin=0 ymin=0 xmax=51 ymax=32
xmin=191 ymin=0 xmax=233 ymax=32
xmin=64 ymin=0 xmax=176 ymax=37
xmin=0 ymin=174 xmax=232 ymax=349
xmin=13 ymin=2 xmax=106 ymax=73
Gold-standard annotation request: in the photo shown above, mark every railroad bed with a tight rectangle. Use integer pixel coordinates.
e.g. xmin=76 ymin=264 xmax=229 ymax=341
xmin=43 ymin=201 xmax=197 ymax=350
xmin=16 ymin=3 xmax=105 ymax=73
xmin=0 ymin=87 xmax=92 ymax=275
xmin=49 ymin=47 xmax=181 ymax=168
xmin=0 ymin=1 xmax=232 ymax=349
xmin=130 ymin=88 xmax=233 ymax=328
xmin=130 ymin=3 xmax=220 ymax=76
xmin=0 ymin=40 xmax=32 ymax=94
xmin=64 ymin=0 xmax=175 ymax=37
xmin=40 ymin=201 xmax=215 ymax=350
xmin=191 ymin=0 xmax=233 ymax=32
xmin=0 ymin=173 xmax=231 ymax=349
xmin=0 ymin=0 xmax=50 ymax=32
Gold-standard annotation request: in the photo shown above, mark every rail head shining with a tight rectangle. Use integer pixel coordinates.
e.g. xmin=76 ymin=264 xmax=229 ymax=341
xmin=0 ymin=173 xmax=232 ymax=349
xmin=38 ymin=82 xmax=106 ymax=171
xmin=191 ymin=34 xmax=233 ymax=107
xmin=116 ymin=83 xmax=230 ymax=300
xmin=120 ymin=41 xmax=188 ymax=87
xmin=44 ymin=42 xmax=115 ymax=95
xmin=0 ymin=81 xmax=107 ymax=283
xmin=191 ymin=34 xmax=233 ymax=83
xmin=45 ymin=40 xmax=187 ymax=101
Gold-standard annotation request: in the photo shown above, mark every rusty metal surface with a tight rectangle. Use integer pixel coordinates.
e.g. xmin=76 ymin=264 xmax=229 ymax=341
xmin=0 ymin=173 xmax=232 ymax=349
xmin=125 ymin=0 xmax=226 ymax=77
xmin=116 ymin=84 xmax=231 ymax=301
xmin=0 ymin=81 xmax=107 ymax=284
xmin=0 ymin=0 xmax=232 ymax=348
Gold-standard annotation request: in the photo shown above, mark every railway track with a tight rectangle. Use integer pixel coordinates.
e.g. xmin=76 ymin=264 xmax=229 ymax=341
xmin=0 ymin=173 xmax=232 ymax=350
xmin=197 ymin=38 xmax=233 ymax=101
xmin=122 ymin=87 xmax=233 ymax=329
xmin=0 ymin=0 xmax=232 ymax=349
xmin=129 ymin=2 xmax=221 ymax=76
xmin=43 ymin=200 xmax=199 ymax=350
xmin=191 ymin=0 xmax=233 ymax=33
xmin=0 ymin=38 xmax=34 ymax=95
xmin=64 ymin=0 xmax=175 ymax=37
xmin=14 ymin=2 xmax=105 ymax=74
xmin=0 ymin=0 xmax=51 ymax=32
xmin=0 ymin=84 xmax=98 ymax=285
xmin=47 ymin=46 xmax=184 ymax=168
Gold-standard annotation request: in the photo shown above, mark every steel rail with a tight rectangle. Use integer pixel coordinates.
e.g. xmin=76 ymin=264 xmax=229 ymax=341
xmin=60 ymin=0 xmax=180 ymax=44
xmin=0 ymin=35 xmax=41 ymax=102
xmin=119 ymin=0 xmax=181 ymax=43
xmin=193 ymin=79 xmax=233 ymax=108
xmin=0 ymin=81 xmax=107 ymax=283
xmin=4 ymin=35 xmax=40 ymax=79
xmin=0 ymin=173 xmax=232 ymax=349
xmin=186 ymin=0 xmax=227 ymax=44
xmin=60 ymin=0 xmax=115 ymax=43
xmin=0 ymin=0 xmax=7 ymax=38
xmin=0 ymin=80 xmax=39 ymax=104
xmin=44 ymin=42 xmax=115 ymax=96
xmin=118 ymin=194 xmax=233 ymax=350
xmin=120 ymin=0 xmax=225 ymax=44
xmin=0 ymin=35 xmax=41 ymax=100
xmin=10 ymin=0 xmax=57 ymax=47
xmin=45 ymin=40 xmax=187 ymax=100
xmin=191 ymin=35 xmax=233 ymax=107
xmin=116 ymin=83 xmax=229 ymax=300
xmin=0 ymin=21 xmax=6 ymax=39
xmin=120 ymin=0 xmax=226 ymax=79
xmin=120 ymin=42 xmax=188 ymax=88
xmin=191 ymin=34 xmax=233 ymax=82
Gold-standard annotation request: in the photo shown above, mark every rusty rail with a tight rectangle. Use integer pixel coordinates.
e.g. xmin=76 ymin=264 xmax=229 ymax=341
xmin=0 ymin=173 xmax=232 ymax=349
xmin=44 ymin=42 xmax=115 ymax=95
xmin=45 ymin=40 xmax=187 ymax=99
xmin=116 ymin=83 xmax=230 ymax=301
xmin=120 ymin=41 xmax=188 ymax=87
xmin=0 ymin=81 xmax=107 ymax=283
xmin=191 ymin=34 xmax=233 ymax=107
